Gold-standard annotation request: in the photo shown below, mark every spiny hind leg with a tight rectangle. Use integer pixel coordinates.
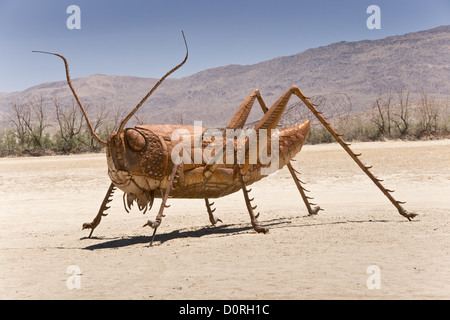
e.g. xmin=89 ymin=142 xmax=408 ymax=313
xmin=285 ymin=85 xmax=416 ymax=220
xmin=82 ymin=183 xmax=116 ymax=238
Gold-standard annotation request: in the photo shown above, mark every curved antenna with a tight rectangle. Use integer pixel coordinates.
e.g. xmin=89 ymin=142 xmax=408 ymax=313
xmin=117 ymin=31 xmax=189 ymax=132
xmin=32 ymin=50 xmax=108 ymax=146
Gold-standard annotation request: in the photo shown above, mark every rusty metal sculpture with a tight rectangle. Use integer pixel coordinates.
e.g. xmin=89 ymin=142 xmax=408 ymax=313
xmin=34 ymin=32 xmax=417 ymax=245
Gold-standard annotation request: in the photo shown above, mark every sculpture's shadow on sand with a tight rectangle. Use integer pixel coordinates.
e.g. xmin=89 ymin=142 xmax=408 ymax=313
xmin=81 ymin=216 xmax=395 ymax=250
xmin=82 ymin=218 xmax=293 ymax=250
xmin=82 ymin=223 xmax=266 ymax=250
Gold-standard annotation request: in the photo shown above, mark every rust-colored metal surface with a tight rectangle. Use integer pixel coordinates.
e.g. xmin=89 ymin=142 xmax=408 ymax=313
xmin=34 ymin=33 xmax=417 ymax=245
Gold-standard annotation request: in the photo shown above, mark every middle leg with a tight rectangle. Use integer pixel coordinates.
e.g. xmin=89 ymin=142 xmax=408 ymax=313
xmin=205 ymin=198 xmax=222 ymax=225
xmin=250 ymin=88 xmax=322 ymax=215
xmin=203 ymin=89 xmax=268 ymax=181
xmin=286 ymin=162 xmax=321 ymax=216
xmin=237 ymin=166 xmax=268 ymax=233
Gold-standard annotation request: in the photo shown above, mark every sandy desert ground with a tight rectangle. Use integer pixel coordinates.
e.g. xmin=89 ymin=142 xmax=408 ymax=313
xmin=0 ymin=139 xmax=449 ymax=300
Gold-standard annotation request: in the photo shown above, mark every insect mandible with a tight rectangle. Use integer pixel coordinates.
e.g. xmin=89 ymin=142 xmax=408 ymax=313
xmin=34 ymin=32 xmax=417 ymax=246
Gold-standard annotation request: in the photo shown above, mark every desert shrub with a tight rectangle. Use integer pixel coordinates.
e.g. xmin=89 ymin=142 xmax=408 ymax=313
xmin=1 ymin=92 xmax=449 ymax=156
xmin=0 ymin=129 xmax=19 ymax=156
xmin=307 ymin=127 xmax=333 ymax=144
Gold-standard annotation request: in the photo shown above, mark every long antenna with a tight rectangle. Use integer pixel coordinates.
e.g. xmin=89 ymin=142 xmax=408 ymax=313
xmin=32 ymin=50 xmax=108 ymax=146
xmin=117 ymin=31 xmax=189 ymax=132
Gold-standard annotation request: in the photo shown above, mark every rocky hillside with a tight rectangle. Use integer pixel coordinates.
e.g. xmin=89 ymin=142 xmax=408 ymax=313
xmin=1 ymin=25 xmax=449 ymax=127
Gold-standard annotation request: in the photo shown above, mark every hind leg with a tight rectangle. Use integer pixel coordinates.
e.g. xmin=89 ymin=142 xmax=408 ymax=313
xmin=275 ymin=86 xmax=417 ymax=220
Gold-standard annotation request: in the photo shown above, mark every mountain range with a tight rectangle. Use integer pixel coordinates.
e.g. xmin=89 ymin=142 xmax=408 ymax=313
xmin=1 ymin=25 xmax=449 ymax=127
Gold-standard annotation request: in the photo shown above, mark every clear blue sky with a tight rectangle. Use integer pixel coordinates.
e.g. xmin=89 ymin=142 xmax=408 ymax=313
xmin=0 ymin=0 xmax=449 ymax=92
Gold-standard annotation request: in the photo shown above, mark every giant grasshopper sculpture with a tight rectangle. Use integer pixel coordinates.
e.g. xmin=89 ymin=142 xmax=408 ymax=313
xmin=34 ymin=33 xmax=417 ymax=245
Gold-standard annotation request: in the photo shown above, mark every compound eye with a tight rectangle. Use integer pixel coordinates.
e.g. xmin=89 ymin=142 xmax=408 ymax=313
xmin=125 ymin=128 xmax=147 ymax=152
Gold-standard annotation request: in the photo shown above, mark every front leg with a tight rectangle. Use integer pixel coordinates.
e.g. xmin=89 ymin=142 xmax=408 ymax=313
xmin=143 ymin=163 xmax=181 ymax=246
xmin=82 ymin=183 xmax=116 ymax=238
